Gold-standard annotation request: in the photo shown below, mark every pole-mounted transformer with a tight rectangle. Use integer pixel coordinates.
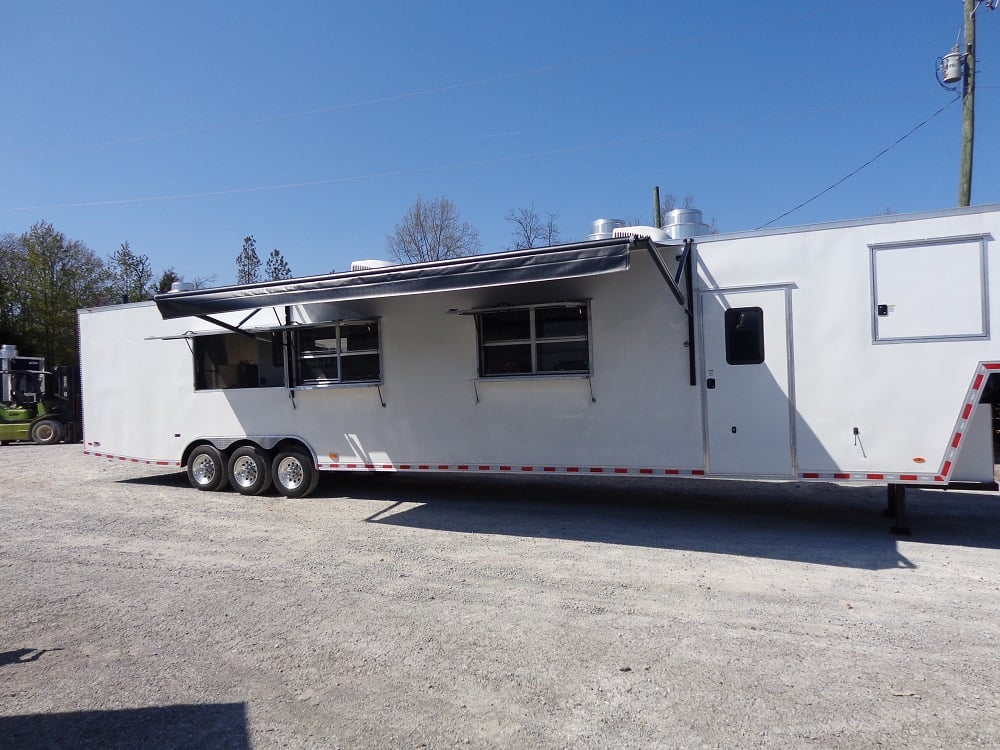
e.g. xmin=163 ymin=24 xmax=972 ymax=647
xmin=941 ymin=46 xmax=964 ymax=84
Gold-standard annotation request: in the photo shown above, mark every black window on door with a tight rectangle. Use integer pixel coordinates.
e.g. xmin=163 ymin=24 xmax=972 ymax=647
xmin=724 ymin=307 xmax=765 ymax=365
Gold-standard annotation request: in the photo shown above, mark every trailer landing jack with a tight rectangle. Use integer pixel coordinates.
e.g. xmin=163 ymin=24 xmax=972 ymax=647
xmin=884 ymin=484 xmax=911 ymax=536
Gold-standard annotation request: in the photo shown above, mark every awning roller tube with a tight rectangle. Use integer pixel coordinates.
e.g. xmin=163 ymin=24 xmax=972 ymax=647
xmin=155 ymin=238 xmax=645 ymax=321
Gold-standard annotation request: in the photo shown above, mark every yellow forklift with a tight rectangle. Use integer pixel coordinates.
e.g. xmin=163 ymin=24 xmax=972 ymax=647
xmin=0 ymin=345 xmax=78 ymax=445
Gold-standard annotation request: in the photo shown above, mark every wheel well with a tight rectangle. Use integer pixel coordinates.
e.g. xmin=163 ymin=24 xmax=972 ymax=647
xmin=272 ymin=438 xmax=315 ymax=464
xmin=181 ymin=440 xmax=228 ymax=467
xmin=227 ymin=438 xmax=269 ymax=455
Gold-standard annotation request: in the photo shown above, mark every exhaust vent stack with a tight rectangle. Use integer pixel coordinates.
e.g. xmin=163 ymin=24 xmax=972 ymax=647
xmin=586 ymin=219 xmax=627 ymax=240
xmin=664 ymin=208 xmax=709 ymax=240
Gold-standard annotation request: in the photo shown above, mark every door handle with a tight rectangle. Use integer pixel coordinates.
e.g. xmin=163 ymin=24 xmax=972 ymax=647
xmin=707 ymin=378 xmax=716 ymax=390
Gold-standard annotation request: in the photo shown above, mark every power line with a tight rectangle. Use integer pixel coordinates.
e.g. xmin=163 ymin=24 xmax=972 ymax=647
xmin=757 ymin=96 xmax=962 ymax=230
xmin=7 ymin=5 xmax=843 ymax=159
xmin=0 ymin=89 xmax=952 ymax=216
xmin=0 ymin=87 xmax=948 ymax=214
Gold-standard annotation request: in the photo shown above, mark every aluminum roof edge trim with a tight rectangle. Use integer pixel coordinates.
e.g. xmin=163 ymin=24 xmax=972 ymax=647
xmin=698 ymin=202 xmax=1000 ymax=245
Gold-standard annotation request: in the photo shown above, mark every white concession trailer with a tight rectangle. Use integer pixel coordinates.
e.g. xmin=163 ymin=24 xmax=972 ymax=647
xmin=78 ymin=204 xmax=1000 ymax=530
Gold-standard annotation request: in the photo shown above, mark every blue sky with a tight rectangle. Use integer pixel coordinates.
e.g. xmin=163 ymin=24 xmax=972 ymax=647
xmin=3 ymin=1 xmax=998 ymax=286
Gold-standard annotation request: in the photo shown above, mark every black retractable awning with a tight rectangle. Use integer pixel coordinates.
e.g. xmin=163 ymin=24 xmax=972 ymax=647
xmin=155 ymin=238 xmax=646 ymax=320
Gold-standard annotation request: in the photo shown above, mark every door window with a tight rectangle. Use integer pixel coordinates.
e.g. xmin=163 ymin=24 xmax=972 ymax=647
xmin=724 ymin=307 xmax=764 ymax=365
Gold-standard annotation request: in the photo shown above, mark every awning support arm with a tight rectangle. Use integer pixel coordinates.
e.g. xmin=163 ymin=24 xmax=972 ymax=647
xmin=684 ymin=239 xmax=697 ymax=386
xmin=195 ymin=313 xmax=262 ymax=338
xmin=238 ymin=308 xmax=262 ymax=328
xmin=647 ymin=242 xmax=688 ymax=310
xmin=646 ymin=239 xmax=697 ymax=386
xmin=675 ymin=239 xmax=692 ymax=289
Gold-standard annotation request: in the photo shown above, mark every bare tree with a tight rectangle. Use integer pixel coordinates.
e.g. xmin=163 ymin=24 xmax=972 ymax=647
xmin=659 ymin=193 xmax=677 ymax=220
xmin=386 ymin=195 xmax=481 ymax=263
xmin=657 ymin=192 xmax=719 ymax=233
xmin=505 ymin=204 xmax=560 ymax=249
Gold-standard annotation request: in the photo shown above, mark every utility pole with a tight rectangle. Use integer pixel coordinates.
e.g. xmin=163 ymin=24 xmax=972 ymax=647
xmin=959 ymin=0 xmax=976 ymax=206
xmin=653 ymin=186 xmax=663 ymax=228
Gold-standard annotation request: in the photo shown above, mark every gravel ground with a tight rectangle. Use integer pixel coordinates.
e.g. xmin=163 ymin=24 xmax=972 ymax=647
xmin=1 ymin=444 xmax=999 ymax=749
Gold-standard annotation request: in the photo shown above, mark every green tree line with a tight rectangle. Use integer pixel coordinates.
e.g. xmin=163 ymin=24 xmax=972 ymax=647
xmin=2 ymin=222 xmax=121 ymax=366
xmin=1 ymin=222 xmax=296 ymax=368
xmin=0 ymin=222 xmax=199 ymax=367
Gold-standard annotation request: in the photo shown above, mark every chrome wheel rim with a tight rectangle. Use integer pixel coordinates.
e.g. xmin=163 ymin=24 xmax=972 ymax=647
xmin=191 ymin=454 xmax=217 ymax=486
xmin=232 ymin=455 xmax=259 ymax=488
xmin=276 ymin=456 xmax=304 ymax=490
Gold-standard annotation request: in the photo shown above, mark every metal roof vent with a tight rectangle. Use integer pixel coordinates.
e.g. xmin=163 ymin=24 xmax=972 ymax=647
xmin=663 ymin=208 xmax=709 ymax=240
xmin=169 ymin=281 xmax=195 ymax=293
xmin=586 ymin=218 xmax=627 ymax=240
xmin=351 ymin=259 xmax=396 ymax=272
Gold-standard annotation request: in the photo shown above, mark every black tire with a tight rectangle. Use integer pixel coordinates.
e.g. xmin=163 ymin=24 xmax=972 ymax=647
xmin=271 ymin=449 xmax=319 ymax=498
xmin=30 ymin=419 xmax=63 ymax=445
xmin=227 ymin=445 xmax=272 ymax=496
xmin=187 ymin=445 xmax=228 ymax=492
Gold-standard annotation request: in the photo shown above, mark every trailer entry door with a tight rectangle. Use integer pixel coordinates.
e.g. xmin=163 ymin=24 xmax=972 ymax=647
xmin=701 ymin=287 xmax=795 ymax=477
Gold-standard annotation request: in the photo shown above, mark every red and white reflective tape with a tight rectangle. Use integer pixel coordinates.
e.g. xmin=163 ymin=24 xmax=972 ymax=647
xmin=86 ymin=363 xmax=1000 ymax=486
xmin=82 ymin=449 xmax=180 ymax=467
xmin=798 ymin=471 xmax=943 ymax=484
xmin=316 ymin=462 xmax=707 ymax=477
xmin=800 ymin=361 xmax=1000 ymax=485
xmin=939 ymin=361 xmax=1000 ymax=481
